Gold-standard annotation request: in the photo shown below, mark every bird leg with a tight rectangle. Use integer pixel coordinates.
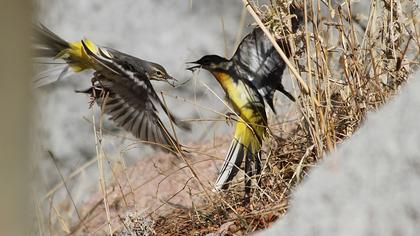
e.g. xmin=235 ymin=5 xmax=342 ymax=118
xmin=255 ymin=152 xmax=262 ymax=187
xmin=225 ymin=112 xmax=237 ymax=126
xmin=75 ymin=87 xmax=97 ymax=108
xmin=243 ymin=152 xmax=253 ymax=206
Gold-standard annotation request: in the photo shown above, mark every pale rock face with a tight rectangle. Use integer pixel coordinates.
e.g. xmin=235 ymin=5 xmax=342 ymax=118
xmin=259 ymin=70 xmax=420 ymax=236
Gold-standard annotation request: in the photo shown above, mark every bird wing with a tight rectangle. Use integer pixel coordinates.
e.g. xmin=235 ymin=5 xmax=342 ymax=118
xmin=86 ymin=83 xmax=180 ymax=152
xmin=81 ymin=41 xmax=191 ymax=131
xmin=231 ymin=27 xmax=295 ymax=113
xmin=80 ymin=41 xmax=185 ymax=152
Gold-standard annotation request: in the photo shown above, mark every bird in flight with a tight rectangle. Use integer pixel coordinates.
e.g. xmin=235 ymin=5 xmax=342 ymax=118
xmin=34 ymin=24 xmax=190 ymax=153
xmin=188 ymin=26 xmax=295 ymax=202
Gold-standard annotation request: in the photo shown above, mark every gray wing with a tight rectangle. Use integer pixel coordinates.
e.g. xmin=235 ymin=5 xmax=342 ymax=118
xmin=88 ymin=82 xmax=179 ymax=152
xmin=80 ymin=41 xmax=184 ymax=152
xmin=81 ymin=40 xmax=190 ymax=130
xmin=231 ymin=27 xmax=295 ymax=113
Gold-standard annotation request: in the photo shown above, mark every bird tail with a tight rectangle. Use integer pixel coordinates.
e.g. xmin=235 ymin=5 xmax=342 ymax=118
xmin=34 ymin=24 xmax=99 ymax=72
xmin=214 ymin=121 xmax=262 ymax=191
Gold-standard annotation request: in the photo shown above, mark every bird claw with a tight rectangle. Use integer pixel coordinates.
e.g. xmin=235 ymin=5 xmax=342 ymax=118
xmin=88 ymin=96 xmax=96 ymax=109
xmin=225 ymin=112 xmax=236 ymax=126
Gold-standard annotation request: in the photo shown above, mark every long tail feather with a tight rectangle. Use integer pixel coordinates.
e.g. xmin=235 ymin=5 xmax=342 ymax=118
xmin=33 ymin=24 xmax=76 ymax=87
xmin=214 ymin=138 xmax=246 ymax=191
xmin=33 ymin=24 xmax=69 ymax=57
xmin=214 ymin=119 xmax=264 ymax=192
xmin=33 ymin=65 xmax=70 ymax=88
xmin=34 ymin=24 xmax=98 ymax=72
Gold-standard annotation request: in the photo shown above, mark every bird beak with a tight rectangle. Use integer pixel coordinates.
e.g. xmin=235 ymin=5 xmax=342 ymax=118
xmin=167 ymin=75 xmax=177 ymax=82
xmin=166 ymin=75 xmax=178 ymax=87
xmin=186 ymin=61 xmax=202 ymax=72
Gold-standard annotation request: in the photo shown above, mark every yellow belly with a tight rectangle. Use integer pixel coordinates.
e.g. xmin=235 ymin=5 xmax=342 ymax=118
xmin=212 ymin=71 xmax=266 ymax=141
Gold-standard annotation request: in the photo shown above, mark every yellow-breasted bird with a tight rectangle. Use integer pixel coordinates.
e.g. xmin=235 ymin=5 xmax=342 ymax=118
xmin=34 ymin=24 xmax=190 ymax=152
xmin=188 ymin=27 xmax=296 ymax=200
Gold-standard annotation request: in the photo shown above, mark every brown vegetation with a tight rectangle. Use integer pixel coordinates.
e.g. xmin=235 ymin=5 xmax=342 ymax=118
xmin=38 ymin=0 xmax=420 ymax=235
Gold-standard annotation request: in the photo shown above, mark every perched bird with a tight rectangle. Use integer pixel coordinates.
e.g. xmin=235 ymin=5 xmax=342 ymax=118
xmin=188 ymin=27 xmax=295 ymax=200
xmin=34 ymin=24 xmax=190 ymax=152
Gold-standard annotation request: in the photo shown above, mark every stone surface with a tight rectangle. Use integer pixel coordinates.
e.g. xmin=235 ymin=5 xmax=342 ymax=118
xmin=260 ymin=70 xmax=420 ymax=236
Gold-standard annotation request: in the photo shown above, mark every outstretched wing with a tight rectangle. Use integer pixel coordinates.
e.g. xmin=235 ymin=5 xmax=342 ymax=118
xmin=80 ymin=41 xmax=186 ymax=152
xmin=231 ymin=27 xmax=295 ymax=113
xmin=84 ymin=83 xmax=180 ymax=152
xmin=81 ymin=40 xmax=191 ymax=131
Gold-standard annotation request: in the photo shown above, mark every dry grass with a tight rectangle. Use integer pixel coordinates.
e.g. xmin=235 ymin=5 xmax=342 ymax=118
xmin=151 ymin=0 xmax=420 ymax=235
xmin=35 ymin=0 xmax=420 ymax=235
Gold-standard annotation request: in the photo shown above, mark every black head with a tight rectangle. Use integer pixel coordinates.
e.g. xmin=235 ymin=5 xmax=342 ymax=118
xmin=187 ymin=55 xmax=229 ymax=72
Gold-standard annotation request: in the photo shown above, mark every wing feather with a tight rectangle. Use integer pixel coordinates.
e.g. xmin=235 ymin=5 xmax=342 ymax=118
xmin=78 ymin=43 xmax=187 ymax=152
xmin=93 ymin=88 xmax=179 ymax=152
xmin=82 ymin=41 xmax=191 ymax=131
xmin=231 ymin=27 xmax=295 ymax=112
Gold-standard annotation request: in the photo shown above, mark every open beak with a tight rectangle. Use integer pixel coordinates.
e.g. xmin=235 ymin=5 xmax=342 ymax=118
xmin=186 ymin=61 xmax=202 ymax=72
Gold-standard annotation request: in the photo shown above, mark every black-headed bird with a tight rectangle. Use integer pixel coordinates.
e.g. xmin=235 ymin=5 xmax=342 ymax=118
xmin=34 ymin=24 xmax=190 ymax=153
xmin=188 ymin=27 xmax=295 ymax=200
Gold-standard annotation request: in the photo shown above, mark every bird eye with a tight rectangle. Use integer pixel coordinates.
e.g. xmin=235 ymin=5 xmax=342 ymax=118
xmin=156 ymin=70 xmax=163 ymax=76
